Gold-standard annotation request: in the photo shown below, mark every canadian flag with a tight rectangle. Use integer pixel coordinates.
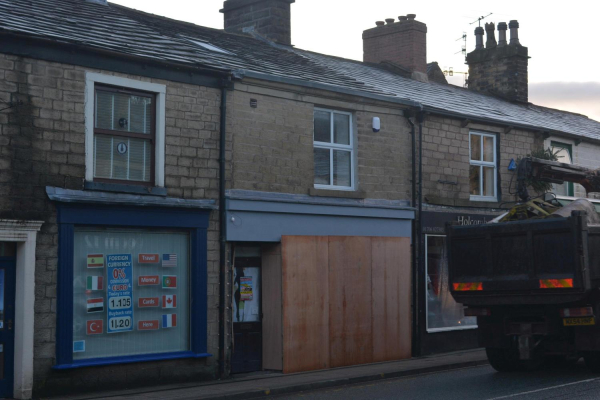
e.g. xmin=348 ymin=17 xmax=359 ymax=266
xmin=162 ymin=294 xmax=177 ymax=309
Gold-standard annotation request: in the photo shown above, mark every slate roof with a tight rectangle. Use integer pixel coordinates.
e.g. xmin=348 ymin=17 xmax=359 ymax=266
xmin=2 ymin=0 xmax=600 ymax=141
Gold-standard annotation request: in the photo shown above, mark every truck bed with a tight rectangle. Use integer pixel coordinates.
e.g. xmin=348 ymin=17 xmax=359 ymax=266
xmin=448 ymin=213 xmax=600 ymax=306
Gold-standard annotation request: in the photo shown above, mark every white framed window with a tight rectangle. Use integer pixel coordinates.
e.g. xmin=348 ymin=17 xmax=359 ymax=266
xmin=425 ymin=234 xmax=477 ymax=332
xmin=469 ymin=131 xmax=497 ymax=201
xmin=313 ymin=108 xmax=354 ymax=190
xmin=85 ymin=73 xmax=166 ymax=187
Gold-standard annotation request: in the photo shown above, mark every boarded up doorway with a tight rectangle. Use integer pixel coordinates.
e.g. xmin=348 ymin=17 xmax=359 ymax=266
xmin=281 ymin=236 xmax=411 ymax=373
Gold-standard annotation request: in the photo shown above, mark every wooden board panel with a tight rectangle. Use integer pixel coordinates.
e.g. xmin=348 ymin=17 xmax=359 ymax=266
xmin=282 ymin=236 xmax=329 ymax=373
xmin=371 ymin=237 xmax=412 ymax=362
xmin=328 ymin=236 xmax=373 ymax=368
xmin=262 ymin=243 xmax=283 ymax=371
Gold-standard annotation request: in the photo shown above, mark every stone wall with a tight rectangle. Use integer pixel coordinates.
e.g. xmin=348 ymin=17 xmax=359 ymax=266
xmin=0 ymin=52 xmax=223 ymax=395
xmin=421 ymin=115 xmax=541 ymax=206
xmin=228 ymin=81 xmax=412 ymax=200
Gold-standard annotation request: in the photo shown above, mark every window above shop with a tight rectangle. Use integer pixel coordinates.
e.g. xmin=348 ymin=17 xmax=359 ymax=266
xmin=550 ymin=141 xmax=574 ymax=197
xmin=313 ymin=108 xmax=354 ymax=191
xmin=469 ymin=131 xmax=497 ymax=202
xmin=85 ymin=73 xmax=166 ymax=190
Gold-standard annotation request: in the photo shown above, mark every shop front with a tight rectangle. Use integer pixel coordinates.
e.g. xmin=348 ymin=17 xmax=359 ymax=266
xmin=418 ymin=208 xmax=501 ymax=355
xmin=47 ymin=187 xmax=215 ymax=389
xmin=226 ymin=190 xmax=415 ymax=374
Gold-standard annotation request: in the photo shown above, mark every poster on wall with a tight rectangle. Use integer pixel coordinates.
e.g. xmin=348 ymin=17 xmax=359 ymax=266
xmin=240 ymin=277 xmax=253 ymax=301
xmin=106 ymin=254 xmax=134 ymax=333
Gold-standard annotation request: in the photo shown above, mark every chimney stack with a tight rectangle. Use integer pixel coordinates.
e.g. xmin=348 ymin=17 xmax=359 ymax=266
xmin=220 ymin=0 xmax=295 ymax=46
xmin=362 ymin=14 xmax=427 ymax=74
xmin=466 ymin=19 xmax=529 ymax=103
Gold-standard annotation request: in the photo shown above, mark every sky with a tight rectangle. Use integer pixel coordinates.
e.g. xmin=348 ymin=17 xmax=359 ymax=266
xmin=111 ymin=0 xmax=600 ymax=121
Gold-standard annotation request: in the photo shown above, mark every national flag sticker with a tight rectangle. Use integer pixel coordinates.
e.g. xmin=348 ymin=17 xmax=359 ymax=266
xmin=86 ymin=320 xmax=103 ymax=335
xmin=86 ymin=276 xmax=104 ymax=291
xmin=87 ymin=254 xmax=104 ymax=269
xmin=162 ymin=314 xmax=177 ymax=328
xmin=162 ymin=294 xmax=177 ymax=308
xmin=162 ymin=253 xmax=177 ymax=267
xmin=87 ymin=298 xmax=104 ymax=313
xmin=162 ymin=276 xmax=177 ymax=289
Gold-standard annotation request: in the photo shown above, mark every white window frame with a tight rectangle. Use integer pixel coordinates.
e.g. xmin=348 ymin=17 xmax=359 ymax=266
xmin=85 ymin=72 xmax=166 ymax=187
xmin=313 ymin=108 xmax=355 ymax=191
xmin=425 ymin=234 xmax=478 ymax=333
xmin=469 ymin=131 xmax=497 ymax=202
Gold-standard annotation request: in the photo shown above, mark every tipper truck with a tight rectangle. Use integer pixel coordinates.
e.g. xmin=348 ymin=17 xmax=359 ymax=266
xmin=448 ymin=157 xmax=600 ymax=371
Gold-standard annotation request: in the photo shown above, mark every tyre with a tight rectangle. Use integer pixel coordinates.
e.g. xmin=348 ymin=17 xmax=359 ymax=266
xmin=584 ymin=352 xmax=600 ymax=373
xmin=486 ymin=347 xmax=522 ymax=372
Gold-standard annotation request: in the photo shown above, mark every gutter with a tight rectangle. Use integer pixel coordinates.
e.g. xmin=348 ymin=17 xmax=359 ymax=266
xmin=218 ymin=77 xmax=232 ymax=379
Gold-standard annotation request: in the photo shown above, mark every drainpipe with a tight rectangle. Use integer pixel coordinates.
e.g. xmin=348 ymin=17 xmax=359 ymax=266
xmin=219 ymin=77 xmax=231 ymax=379
xmin=415 ymin=110 xmax=425 ymax=357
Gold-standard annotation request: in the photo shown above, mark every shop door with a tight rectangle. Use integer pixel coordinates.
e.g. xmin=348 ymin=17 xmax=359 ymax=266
xmin=0 ymin=257 xmax=15 ymax=398
xmin=232 ymin=256 xmax=262 ymax=374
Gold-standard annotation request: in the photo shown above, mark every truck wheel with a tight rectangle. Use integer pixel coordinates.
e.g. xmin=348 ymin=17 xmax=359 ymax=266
xmin=584 ymin=353 xmax=600 ymax=373
xmin=486 ymin=347 xmax=521 ymax=372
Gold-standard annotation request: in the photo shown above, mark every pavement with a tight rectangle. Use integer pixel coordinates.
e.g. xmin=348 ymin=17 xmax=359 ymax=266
xmin=47 ymin=349 xmax=488 ymax=400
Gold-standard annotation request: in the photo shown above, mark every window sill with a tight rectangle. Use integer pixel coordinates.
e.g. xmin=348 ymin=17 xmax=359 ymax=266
xmin=310 ymin=187 xmax=366 ymax=199
xmin=85 ymin=181 xmax=167 ymax=197
xmin=469 ymin=196 xmax=497 ymax=203
xmin=52 ymin=351 xmax=211 ymax=370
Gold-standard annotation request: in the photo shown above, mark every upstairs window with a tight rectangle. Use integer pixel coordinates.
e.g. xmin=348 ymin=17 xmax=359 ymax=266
xmin=313 ymin=108 xmax=354 ymax=190
xmin=94 ymin=86 xmax=155 ymax=185
xmin=551 ymin=141 xmax=574 ymax=197
xmin=469 ymin=131 xmax=497 ymax=201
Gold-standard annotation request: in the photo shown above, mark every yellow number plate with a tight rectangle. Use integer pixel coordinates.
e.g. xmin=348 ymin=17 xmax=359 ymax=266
xmin=563 ymin=317 xmax=595 ymax=326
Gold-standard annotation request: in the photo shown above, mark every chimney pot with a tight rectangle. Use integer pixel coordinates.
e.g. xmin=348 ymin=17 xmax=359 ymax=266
xmin=407 ymin=14 xmax=416 ymax=20
xmin=509 ymin=20 xmax=520 ymax=45
xmin=376 ymin=21 xmax=385 ymax=27
xmin=385 ymin=18 xmax=395 ymax=25
xmin=474 ymin=26 xmax=484 ymax=50
xmin=398 ymin=16 xmax=408 ymax=21
xmin=485 ymin=22 xmax=497 ymax=48
xmin=497 ymin=22 xmax=508 ymax=46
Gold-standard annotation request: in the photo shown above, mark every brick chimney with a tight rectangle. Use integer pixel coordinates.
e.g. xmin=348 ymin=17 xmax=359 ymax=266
xmin=220 ymin=0 xmax=295 ymax=46
xmin=362 ymin=14 xmax=427 ymax=74
xmin=466 ymin=20 xmax=529 ymax=103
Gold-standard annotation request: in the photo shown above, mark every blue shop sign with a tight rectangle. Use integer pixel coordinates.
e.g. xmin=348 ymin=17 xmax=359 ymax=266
xmin=106 ymin=254 xmax=134 ymax=333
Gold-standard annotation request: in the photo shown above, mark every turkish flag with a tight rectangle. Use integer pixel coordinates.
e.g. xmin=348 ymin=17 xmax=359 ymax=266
xmin=87 ymin=319 xmax=103 ymax=335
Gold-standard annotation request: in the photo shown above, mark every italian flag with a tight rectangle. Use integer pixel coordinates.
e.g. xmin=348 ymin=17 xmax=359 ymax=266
xmin=162 ymin=314 xmax=177 ymax=328
xmin=87 ymin=254 xmax=104 ymax=268
xmin=87 ymin=276 xmax=104 ymax=291
xmin=162 ymin=276 xmax=177 ymax=289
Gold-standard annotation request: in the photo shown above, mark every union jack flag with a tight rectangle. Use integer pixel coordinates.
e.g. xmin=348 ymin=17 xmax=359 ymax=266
xmin=162 ymin=253 xmax=177 ymax=267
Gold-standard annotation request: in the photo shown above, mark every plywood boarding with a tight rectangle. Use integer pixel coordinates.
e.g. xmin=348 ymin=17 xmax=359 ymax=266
xmin=282 ymin=236 xmax=330 ymax=373
xmin=328 ymin=236 xmax=373 ymax=368
xmin=371 ymin=237 xmax=412 ymax=362
xmin=262 ymin=243 xmax=283 ymax=371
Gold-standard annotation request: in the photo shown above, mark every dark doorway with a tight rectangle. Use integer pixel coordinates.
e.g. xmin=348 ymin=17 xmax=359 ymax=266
xmin=231 ymin=249 xmax=262 ymax=374
xmin=0 ymin=243 xmax=16 ymax=398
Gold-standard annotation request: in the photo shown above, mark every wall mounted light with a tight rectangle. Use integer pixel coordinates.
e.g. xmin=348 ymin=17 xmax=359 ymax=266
xmin=372 ymin=117 xmax=381 ymax=133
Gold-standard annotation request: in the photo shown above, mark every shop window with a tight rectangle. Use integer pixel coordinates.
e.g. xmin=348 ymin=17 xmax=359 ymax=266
xmin=426 ymin=235 xmax=476 ymax=332
xmin=313 ymin=108 xmax=354 ymax=190
xmin=55 ymin=203 xmax=210 ymax=368
xmin=469 ymin=131 xmax=497 ymax=201
xmin=72 ymin=229 xmax=190 ymax=360
xmin=85 ymin=73 xmax=166 ymax=188
xmin=551 ymin=141 xmax=574 ymax=197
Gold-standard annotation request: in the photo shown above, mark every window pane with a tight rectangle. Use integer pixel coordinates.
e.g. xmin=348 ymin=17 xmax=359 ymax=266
xmin=333 ymin=113 xmax=350 ymax=145
xmin=96 ymin=90 xmax=153 ymax=134
xmin=94 ymin=134 xmax=151 ymax=182
xmin=426 ymin=236 xmax=477 ymax=330
xmin=73 ymin=229 xmax=190 ymax=360
xmin=470 ymin=134 xmax=481 ymax=161
xmin=469 ymin=165 xmax=480 ymax=196
xmin=483 ymin=166 xmax=495 ymax=197
xmin=314 ymin=110 xmax=331 ymax=143
xmin=333 ymin=150 xmax=351 ymax=187
xmin=554 ymin=147 xmax=572 ymax=164
xmin=314 ymin=148 xmax=330 ymax=185
xmin=483 ymin=136 xmax=494 ymax=162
